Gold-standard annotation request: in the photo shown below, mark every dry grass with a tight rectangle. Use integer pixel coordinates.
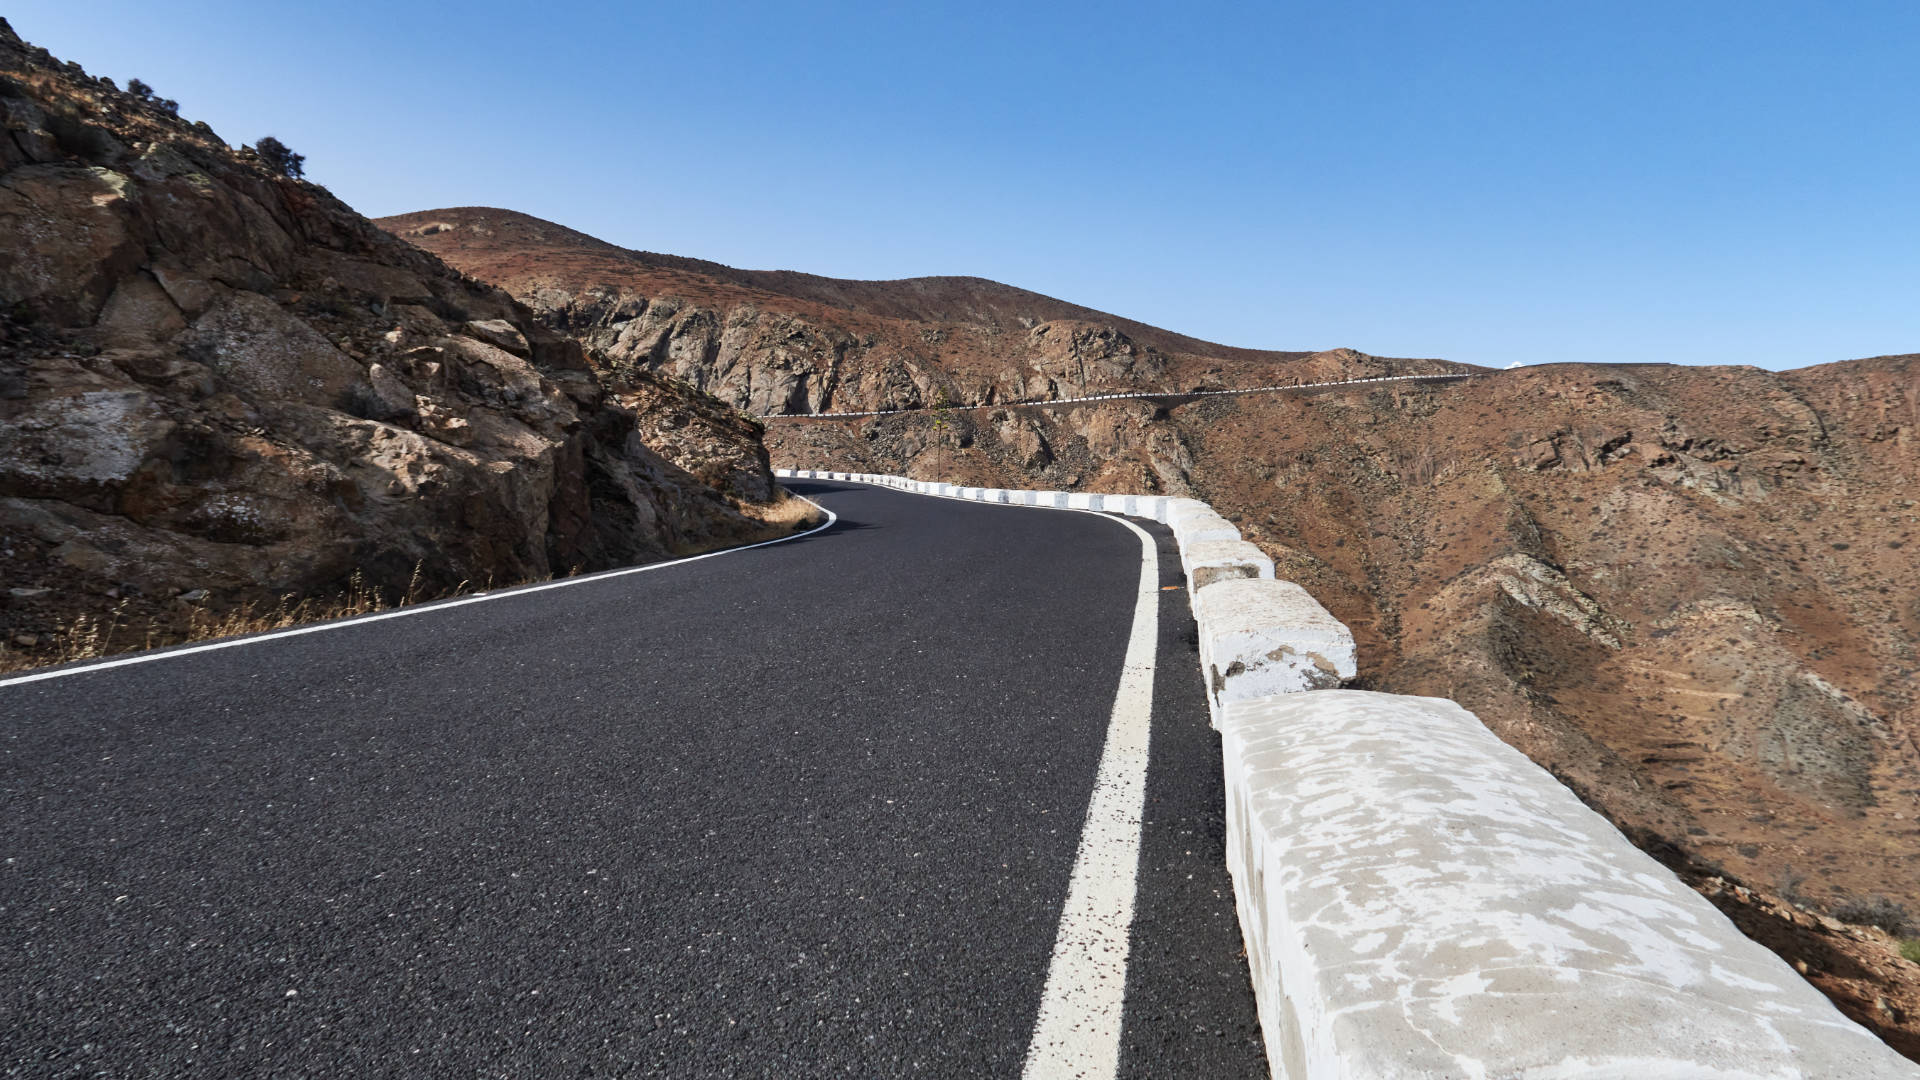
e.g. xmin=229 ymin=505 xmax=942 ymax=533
xmin=741 ymin=490 xmax=828 ymax=531
xmin=0 ymin=568 xmax=453 ymax=678
xmin=3 ymin=499 xmax=828 ymax=678
xmin=667 ymin=490 xmax=827 ymax=558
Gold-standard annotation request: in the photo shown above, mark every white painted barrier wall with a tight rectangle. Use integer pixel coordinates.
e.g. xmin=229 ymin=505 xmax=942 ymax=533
xmin=1194 ymin=579 xmax=1357 ymax=726
xmin=1223 ymin=691 xmax=1917 ymax=1078
xmin=1181 ymin=538 xmax=1275 ymax=589
xmin=1170 ymin=504 xmax=1240 ymax=547
xmin=771 ymin=468 xmax=1917 ymax=1077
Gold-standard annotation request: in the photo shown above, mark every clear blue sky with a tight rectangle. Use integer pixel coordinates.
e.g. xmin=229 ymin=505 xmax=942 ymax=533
xmin=12 ymin=1 xmax=1917 ymax=369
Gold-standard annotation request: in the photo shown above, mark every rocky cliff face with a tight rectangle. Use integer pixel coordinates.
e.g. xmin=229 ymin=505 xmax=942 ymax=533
xmin=0 ymin=21 xmax=780 ymax=667
xmin=387 ymin=203 xmax=1920 ymax=1051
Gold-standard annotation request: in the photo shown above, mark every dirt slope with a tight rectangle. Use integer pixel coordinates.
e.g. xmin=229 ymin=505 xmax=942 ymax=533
xmin=0 ymin=21 xmax=784 ymax=671
xmin=387 ymin=206 xmax=1920 ymax=1055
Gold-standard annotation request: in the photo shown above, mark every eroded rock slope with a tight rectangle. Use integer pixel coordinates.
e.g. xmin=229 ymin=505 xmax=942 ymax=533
xmin=0 ymin=21 xmax=780 ymax=668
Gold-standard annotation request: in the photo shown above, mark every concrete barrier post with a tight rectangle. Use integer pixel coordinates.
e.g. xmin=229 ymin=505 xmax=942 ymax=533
xmin=1181 ymin=539 xmax=1275 ymax=590
xmin=1192 ymin=579 xmax=1356 ymax=726
xmin=1171 ymin=505 xmax=1240 ymax=547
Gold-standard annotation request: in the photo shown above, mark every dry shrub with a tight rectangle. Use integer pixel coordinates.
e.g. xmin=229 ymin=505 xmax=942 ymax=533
xmin=740 ymin=490 xmax=827 ymax=532
xmin=1831 ymin=894 xmax=1916 ymax=938
xmin=0 ymin=569 xmax=436 ymax=677
xmin=665 ymin=490 xmax=826 ymax=559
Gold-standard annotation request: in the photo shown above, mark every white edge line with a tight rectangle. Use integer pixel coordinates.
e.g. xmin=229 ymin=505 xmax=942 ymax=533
xmin=1021 ymin=507 xmax=1158 ymax=1079
xmin=817 ymin=475 xmax=1160 ymax=1077
xmin=0 ymin=495 xmax=839 ymax=690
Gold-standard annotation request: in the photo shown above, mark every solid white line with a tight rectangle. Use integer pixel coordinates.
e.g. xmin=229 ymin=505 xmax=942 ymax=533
xmin=810 ymin=476 xmax=1161 ymax=1074
xmin=0 ymin=496 xmax=838 ymax=690
xmin=1021 ymin=512 xmax=1159 ymax=1078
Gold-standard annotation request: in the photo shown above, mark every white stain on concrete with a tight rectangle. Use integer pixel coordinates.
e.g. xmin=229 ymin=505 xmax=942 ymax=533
xmin=1221 ymin=690 xmax=1919 ymax=1079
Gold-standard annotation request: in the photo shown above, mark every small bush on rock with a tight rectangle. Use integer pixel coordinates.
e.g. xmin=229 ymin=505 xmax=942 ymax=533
xmin=1776 ymin=866 xmax=1810 ymax=907
xmin=255 ymin=135 xmax=304 ymax=178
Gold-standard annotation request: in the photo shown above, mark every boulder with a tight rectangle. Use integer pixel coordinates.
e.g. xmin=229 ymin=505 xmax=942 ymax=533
xmin=464 ymin=317 xmax=531 ymax=358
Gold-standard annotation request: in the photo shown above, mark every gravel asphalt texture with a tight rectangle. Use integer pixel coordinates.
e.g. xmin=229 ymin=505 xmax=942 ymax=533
xmin=1 ymin=479 xmax=1264 ymax=1078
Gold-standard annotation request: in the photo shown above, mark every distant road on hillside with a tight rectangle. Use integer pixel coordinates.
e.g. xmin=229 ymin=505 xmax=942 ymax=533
xmin=757 ymin=370 xmax=1481 ymax=420
xmin=1 ymin=480 xmax=1263 ymax=1079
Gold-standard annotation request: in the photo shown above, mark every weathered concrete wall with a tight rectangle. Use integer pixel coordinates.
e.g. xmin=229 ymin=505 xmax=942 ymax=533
xmin=1222 ymin=691 xmax=1918 ymax=1078
xmin=1182 ymin=538 xmax=1275 ymax=590
xmin=1195 ymin=579 xmax=1357 ymax=725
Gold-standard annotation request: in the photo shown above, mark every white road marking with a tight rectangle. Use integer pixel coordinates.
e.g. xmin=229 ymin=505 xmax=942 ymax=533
xmin=0 ymin=498 xmax=838 ymax=689
xmin=1020 ymin=511 xmax=1160 ymax=1078
xmin=822 ymin=476 xmax=1164 ymax=1074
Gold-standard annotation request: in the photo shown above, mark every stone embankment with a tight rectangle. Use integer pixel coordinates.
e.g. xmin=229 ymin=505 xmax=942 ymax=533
xmin=779 ymin=468 xmax=1920 ymax=1079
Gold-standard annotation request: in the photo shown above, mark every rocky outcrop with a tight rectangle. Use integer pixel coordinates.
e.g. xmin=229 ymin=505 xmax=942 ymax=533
xmin=0 ymin=20 xmax=780 ymax=664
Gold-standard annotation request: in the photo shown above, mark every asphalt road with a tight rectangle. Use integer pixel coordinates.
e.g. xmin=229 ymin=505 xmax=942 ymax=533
xmin=1 ymin=480 xmax=1265 ymax=1078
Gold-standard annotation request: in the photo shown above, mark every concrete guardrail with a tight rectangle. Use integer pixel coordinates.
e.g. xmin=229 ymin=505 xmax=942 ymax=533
xmin=773 ymin=468 xmax=1918 ymax=1077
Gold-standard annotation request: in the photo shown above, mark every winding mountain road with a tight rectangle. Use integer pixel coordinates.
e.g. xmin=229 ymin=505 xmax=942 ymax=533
xmin=1 ymin=479 xmax=1264 ymax=1078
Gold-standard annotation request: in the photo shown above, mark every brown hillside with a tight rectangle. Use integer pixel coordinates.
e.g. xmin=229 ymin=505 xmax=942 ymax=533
xmin=378 ymin=207 xmax=1470 ymax=419
xmin=379 ymin=206 xmax=1315 ymax=362
xmin=385 ymin=205 xmax=1920 ymax=1057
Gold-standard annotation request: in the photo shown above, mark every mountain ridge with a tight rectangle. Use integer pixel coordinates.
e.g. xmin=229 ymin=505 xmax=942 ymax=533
xmin=380 ymin=205 xmax=1346 ymax=365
